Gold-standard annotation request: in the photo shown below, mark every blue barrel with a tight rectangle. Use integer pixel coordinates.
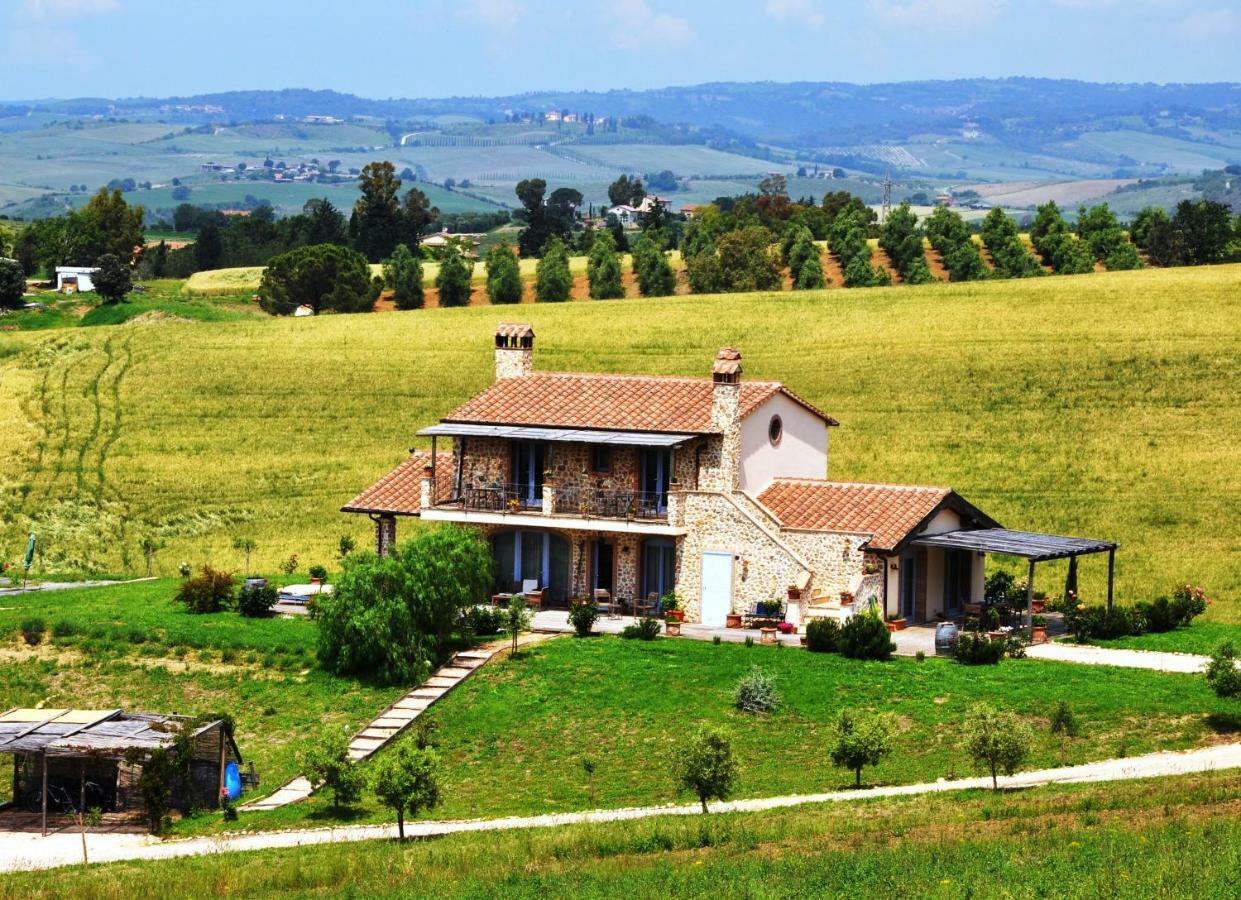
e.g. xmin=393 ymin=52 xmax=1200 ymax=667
xmin=224 ymin=761 xmax=242 ymax=800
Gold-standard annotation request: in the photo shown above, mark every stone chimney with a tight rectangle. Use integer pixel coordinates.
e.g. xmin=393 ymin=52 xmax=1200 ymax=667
xmin=701 ymin=347 xmax=743 ymax=492
xmin=494 ymin=322 xmax=535 ymax=380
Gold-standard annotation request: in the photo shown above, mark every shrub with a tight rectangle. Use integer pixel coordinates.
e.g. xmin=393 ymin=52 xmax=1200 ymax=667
xmin=307 ymin=564 xmax=328 ymax=581
xmin=237 ymin=583 xmax=277 ymax=618
xmin=535 ymin=236 xmax=572 ymax=302
xmin=1067 ymin=604 xmax=1146 ymax=641
xmin=302 ymin=726 xmax=363 ymax=810
xmin=733 ymin=666 xmax=779 ymax=714
xmin=1204 ymin=642 xmax=1241 ymax=699
xmin=462 ymin=605 xmax=504 ymax=637
xmin=838 ymin=614 xmax=895 ymax=661
xmin=677 ymin=726 xmax=738 ymax=814
xmin=805 ymin=618 xmax=841 ymax=653
xmin=954 ymin=632 xmax=1007 ymax=665
xmin=435 ymin=249 xmax=472 ymax=307
xmin=369 ymin=741 xmax=441 ymax=841
xmin=1171 ymin=584 xmax=1209 ymax=623
xmin=621 ymin=617 xmax=662 ymax=640
xmin=0 ymin=257 xmax=25 ymax=309
xmin=568 ymin=599 xmax=600 ymax=637
xmin=279 ymin=554 xmax=300 ymax=576
xmin=51 ymin=620 xmax=78 ymax=639
xmin=964 ymin=703 xmax=1033 ymax=790
xmin=1050 ymin=700 xmax=1079 ymax=737
xmin=174 ymin=566 xmax=235 ymax=614
xmin=258 ymin=244 xmax=378 ymax=315
xmin=19 ymin=617 xmax=46 ymax=646
xmin=830 ymin=709 xmax=894 ymax=787
xmin=384 ymin=243 xmax=424 ymax=310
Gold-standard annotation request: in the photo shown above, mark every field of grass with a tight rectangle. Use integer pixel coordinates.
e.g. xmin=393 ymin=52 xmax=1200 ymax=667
xmin=6 ymin=771 xmax=1239 ymax=897
xmin=1084 ymin=621 xmax=1239 ymax=656
xmin=209 ymin=632 xmax=1235 ymax=833
xmin=0 ymin=580 xmax=394 ymax=790
xmin=0 ymin=265 xmax=1238 ymax=625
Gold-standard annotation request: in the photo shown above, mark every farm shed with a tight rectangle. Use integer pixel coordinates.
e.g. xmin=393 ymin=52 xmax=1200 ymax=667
xmin=0 ymin=708 xmax=243 ymax=835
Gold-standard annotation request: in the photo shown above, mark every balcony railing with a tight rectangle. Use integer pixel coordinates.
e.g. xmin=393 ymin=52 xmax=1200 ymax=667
xmin=554 ymin=485 xmax=668 ymax=520
xmin=460 ymin=483 xmax=541 ymax=513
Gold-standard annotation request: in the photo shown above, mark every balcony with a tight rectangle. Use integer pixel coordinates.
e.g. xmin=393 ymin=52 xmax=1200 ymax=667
xmin=423 ymin=481 xmax=681 ymax=536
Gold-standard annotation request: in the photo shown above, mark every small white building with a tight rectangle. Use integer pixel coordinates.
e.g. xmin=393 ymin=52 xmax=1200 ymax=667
xmin=55 ymin=266 xmax=98 ymax=294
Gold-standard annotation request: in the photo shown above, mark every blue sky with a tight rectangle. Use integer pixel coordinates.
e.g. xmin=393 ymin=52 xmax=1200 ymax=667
xmin=3 ymin=0 xmax=1238 ymax=100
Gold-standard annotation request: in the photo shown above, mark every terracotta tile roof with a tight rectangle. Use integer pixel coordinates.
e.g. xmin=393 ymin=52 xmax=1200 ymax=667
xmin=443 ymin=373 xmax=836 ymax=434
xmin=756 ymin=479 xmax=953 ymax=551
xmin=342 ymin=451 xmax=450 ymax=516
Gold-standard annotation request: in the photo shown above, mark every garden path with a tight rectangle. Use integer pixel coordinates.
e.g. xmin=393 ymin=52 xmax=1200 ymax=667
xmin=1025 ymin=641 xmax=1214 ymax=673
xmin=5 ymin=742 xmax=1239 ymax=873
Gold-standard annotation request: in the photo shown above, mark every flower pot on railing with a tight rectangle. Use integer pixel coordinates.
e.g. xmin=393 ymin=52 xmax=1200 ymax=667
xmin=787 ymin=586 xmax=802 ymax=602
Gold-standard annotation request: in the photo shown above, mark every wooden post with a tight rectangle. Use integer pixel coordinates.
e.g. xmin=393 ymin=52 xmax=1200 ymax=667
xmin=217 ymin=725 xmax=227 ymax=808
xmin=430 ymin=436 xmax=437 ymax=506
xmin=41 ymin=752 xmax=48 ymax=837
xmin=79 ymin=757 xmax=85 ymax=814
xmin=1106 ymin=547 xmax=1115 ymax=612
xmin=1026 ymin=558 xmax=1036 ymax=631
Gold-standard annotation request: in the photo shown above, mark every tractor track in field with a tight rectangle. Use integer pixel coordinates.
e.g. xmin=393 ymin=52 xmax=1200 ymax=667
xmin=74 ymin=338 xmax=115 ymax=498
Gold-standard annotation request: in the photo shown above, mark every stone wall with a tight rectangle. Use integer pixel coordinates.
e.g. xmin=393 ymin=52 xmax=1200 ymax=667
xmin=782 ymin=529 xmax=870 ymax=613
xmin=453 ymin=437 xmax=510 ymax=493
xmin=473 ymin=522 xmax=642 ymax=603
xmin=673 ymin=490 xmax=809 ymax=622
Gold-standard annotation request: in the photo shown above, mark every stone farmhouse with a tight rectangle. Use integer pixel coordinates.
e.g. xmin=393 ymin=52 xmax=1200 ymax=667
xmin=345 ymin=323 xmax=1116 ymax=626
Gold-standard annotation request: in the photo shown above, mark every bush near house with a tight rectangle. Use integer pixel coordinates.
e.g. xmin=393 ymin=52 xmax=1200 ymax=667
xmin=1067 ymin=584 xmax=1209 ymax=642
xmin=838 ymin=614 xmax=895 ymax=661
xmin=567 ymin=598 xmax=600 ymax=637
xmin=175 ymin=566 xmax=236 ymax=614
xmin=805 ymin=617 xmax=841 ymax=653
xmin=462 ymin=604 xmax=504 ymax=637
xmin=237 ymin=582 xmax=277 ymax=618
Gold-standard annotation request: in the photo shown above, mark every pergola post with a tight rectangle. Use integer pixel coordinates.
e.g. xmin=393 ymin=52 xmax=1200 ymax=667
xmin=1106 ymin=547 xmax=1115 ymax=612
xmin=41 ymin=752 xmax=48 ymax=837
xmin=1025 ymin=558 xmax=1036 ymax=631
xmin=79 ymin=757 xmax=86 ymax=816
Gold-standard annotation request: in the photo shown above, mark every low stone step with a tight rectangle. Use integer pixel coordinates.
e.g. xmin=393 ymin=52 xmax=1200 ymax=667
xmin=436 ymin=667 xmax=473 ymax=678
xmin=455 ymin=650 xmax=493 ymax=660
xmin=349 ymin=737 xmax=384 ymax=751
xmin=410 ymin=687 xmax=447 ymax=699
xmin=393 ymin=700 xmax=432 ymax=712
xmin=424 ymin=677 xmax=458 ymax=688
xmin=373 ymin=717 xmax=414 ymax=728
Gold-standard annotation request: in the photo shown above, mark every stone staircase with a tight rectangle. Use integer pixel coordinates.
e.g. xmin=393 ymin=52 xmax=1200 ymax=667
xmin=346 ymin=648 xmax=494 ymax=760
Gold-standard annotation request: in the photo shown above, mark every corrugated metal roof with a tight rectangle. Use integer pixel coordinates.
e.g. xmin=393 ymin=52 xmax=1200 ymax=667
xmin=0 ymin=708 xmax=215 ymax=757
xmin=910 ymin=529 xmax=1116 ymax=561
xmin=418 ymin=423 xmax=694 ymax=447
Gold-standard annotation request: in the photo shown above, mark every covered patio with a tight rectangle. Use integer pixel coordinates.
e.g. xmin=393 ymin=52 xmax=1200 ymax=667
xmin=910 ymin=528 xmax=1118 ymax=628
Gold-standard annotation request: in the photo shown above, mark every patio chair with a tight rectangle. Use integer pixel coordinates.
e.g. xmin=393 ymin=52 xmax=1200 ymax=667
xmin=524 ymin=587 xmax=548 ymax=611
xmin=595 ymin=588 xmax=618 ymax=618
xmin=634 ymin=592 xmax=660 ymax=618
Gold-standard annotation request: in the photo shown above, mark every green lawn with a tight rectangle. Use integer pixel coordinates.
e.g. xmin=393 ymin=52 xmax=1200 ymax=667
xmin=0 ymin=580 xmax=394 ymax=790
xmin=1085 ymin=621 xmax=1239 ymax=656
xmin=177 ymin=632 xmax=1239 ymax=835
xmin=1 ymin=265 xmax=1239 ymax=633
xmin=7 ymin=771 xmax=1240 ymax=898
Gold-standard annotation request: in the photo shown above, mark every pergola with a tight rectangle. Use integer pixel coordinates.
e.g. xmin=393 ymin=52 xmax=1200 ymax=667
xmin=911 ymin=528 xmax=1118 ymax=626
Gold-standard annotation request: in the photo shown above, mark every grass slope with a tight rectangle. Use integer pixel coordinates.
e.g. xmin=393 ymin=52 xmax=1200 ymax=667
xmin=0 ymin=580 xmax=392 ymax=790
xmin=6 ymin=772 xmax=1240 ymax=898
xmin=0 ymin=266 xmax=1238 ymax=622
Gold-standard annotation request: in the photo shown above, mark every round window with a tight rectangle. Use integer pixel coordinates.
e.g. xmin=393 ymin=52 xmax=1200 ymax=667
xmin=768 ymin=415 xmax=783 ymax=446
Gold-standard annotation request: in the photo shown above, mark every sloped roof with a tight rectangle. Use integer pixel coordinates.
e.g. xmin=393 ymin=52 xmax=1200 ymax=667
xmin=757 ymin=479 xmax=993 ymax=551
xmin=443 ymin=372 xmax=836 ymax=435
xmin=341 ymin=450 xmax=450 ymax=516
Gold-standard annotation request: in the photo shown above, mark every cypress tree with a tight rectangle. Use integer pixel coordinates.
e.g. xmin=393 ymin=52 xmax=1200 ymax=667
xmin=485 ymin=243 xmax=523 ymax=304
xmin=535 ymin=236 xmax=572 ymax=302
xmin=587 ymin=230 xmax=624 ymax=299
xmin=435 ymin=249 xmax=472 ymax=307
xmin=385 ymin=243 xmax=424 ymax=310
xmin=632 ymin=233 xmax=676 ymax=297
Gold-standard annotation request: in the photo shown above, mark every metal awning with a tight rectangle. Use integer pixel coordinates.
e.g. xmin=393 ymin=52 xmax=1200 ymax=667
xmin=910 ymin=528 xmax=1117 ymax=562
xmin=418 ymin=423 xmax=695 ymax=447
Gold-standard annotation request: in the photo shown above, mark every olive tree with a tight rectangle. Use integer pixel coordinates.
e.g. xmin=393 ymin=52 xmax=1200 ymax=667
xmin=829 ymin=709 xmax=894 ymax=787
xmin=0 ymin=257 xmax=24 ymax=309
xmin=92 ymin=253 xmax=133 ymax=304
xmin=369 ymin=741 xmax=441 ymax=840
xmin=964 ymin=703 xmax=1033 ymax=790
xmin=303 ymin=725 xmax=363 ymax=810
xmin=677 ymin=726 xmax=738 ymax=814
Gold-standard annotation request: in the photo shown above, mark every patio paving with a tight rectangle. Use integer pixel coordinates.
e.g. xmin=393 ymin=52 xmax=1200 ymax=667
xmin=531 ymin=610 xmax=804 ymax=646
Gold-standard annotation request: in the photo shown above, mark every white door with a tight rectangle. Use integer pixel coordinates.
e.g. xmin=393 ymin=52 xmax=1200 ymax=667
xmin=700 ymin=552 xmax=733 ymax=627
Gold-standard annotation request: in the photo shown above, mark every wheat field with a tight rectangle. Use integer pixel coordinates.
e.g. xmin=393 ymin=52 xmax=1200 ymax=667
xmin=1 ymin=265 xmax=1238 ymax=621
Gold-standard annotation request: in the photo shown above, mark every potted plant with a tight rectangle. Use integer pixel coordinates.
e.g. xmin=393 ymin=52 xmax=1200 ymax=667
xmin=886 ymin=614 xmax=907 ymax=632
xmin=863 ymin=560 xmax=879 ymax=575
xmin=839 ymin=590 xmax=856 ymax=606
xmin=1031 ymin=591 xmax=1047 ymax=615
xmin=665 ymin=619 xmax=682 ymax=636
xmin=777 ymin=621 xmax=795 ymax=635
xmin=984 ymin=606 xmax=1002 ymax=638
xmin=1030 ymin=615 xmax=1048 ymax=643
xmin=568 ymin=598 xmax=600 ymax=637
xmin=308 ymin=564 xmax=328 ymax=587
xmin=725 ymin=612 xmax=743 ymax=629
xmin=506 ymin=497 xmax=520 ymax=513
xmin=787 ymin=585 xmax=802 ymax=602
xmin=662 ymin=592 xmax=684 ymax=623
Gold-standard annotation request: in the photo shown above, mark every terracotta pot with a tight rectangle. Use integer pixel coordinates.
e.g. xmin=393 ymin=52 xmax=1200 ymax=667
xmin=665 ymin=621 xmax=681 ymax=636
xmin=885 ymin=622 xmax=898 ymax=633
xmin=787 ymin=587 xmax=802 ymax=601
xmin=665 ymin=610 xmax=684 ymax=623
xmin=887 ymin=618 xmax=907 ymax=631
xmin=726 ymin=614 xmax=742 ymax=629
xmin=1031 ymin=600 xmax=1046 ymax=615
xmin=1031 ymin=626 xmax=1048 ymax=644
xmin=799 ymin=636 xmax=807 ymax=647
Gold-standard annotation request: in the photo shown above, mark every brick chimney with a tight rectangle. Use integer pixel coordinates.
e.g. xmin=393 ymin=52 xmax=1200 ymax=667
xmin=701 ymin=347 xmax=743 ymax=491
xmin=494 ymin=322 xmax=535 ymax=380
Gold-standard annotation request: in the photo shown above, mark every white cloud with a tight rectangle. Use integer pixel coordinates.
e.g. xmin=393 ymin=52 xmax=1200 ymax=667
xmin=765 ymin=0 xmax=826 ymax=29
xmin=18 ymin=0 xmax=119 ymax=18
xmin=462 ymin=0 xmax=525 ymax=30
xmin=868 ymin=0 xmax=1005 ymax=30
xmin=608 ymin=0 xmax=695 ymax=49
xmin=1173 ymin=7 xmax=1236 ymax=39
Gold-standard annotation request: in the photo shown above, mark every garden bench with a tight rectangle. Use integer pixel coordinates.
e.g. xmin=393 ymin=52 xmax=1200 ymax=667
xmin=743 ymin=602 xmax=786 ymax=629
